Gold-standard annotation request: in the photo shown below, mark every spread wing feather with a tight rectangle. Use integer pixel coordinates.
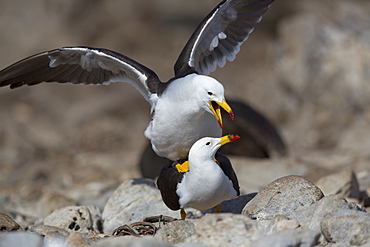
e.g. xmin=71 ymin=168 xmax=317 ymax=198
xmin=174 ymin=0 xmax=274 ymax=77
xmin=0 ymin=47 xmax=161 ymax=103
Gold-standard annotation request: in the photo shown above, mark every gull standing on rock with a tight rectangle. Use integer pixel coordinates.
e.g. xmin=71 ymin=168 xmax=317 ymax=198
xmin=157 ymin=135 xmax=241 ymax=220
xmin=0 ymin=0 xmax=274 ymax=161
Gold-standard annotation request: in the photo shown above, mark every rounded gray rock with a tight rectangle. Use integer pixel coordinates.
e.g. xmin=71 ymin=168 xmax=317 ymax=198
xmin=44 ymin=206 xmax=93 ymax=233
xmin=154 ymin=220 xmax=196 ymax=244
xmin=242 ymin=175 xmax=324 ymax=220
xmin=186 ymin=213 xmax=260 ymax=247
xmin=102 ymin=178 xmax=178 ymax=234
xmin=321 ymin=210 xmax=370 ymax=246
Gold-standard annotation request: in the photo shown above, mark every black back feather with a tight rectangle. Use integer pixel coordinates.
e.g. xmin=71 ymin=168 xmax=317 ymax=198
xmin=156 ymin=162 xmax=185 ymax=210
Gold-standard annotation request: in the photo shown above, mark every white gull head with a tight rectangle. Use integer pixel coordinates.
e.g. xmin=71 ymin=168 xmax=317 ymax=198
xmin=144 ymin=73 xmax=233 ymax=161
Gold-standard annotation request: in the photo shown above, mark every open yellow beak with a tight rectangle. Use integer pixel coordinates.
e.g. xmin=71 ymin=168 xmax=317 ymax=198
xmin=209 ymin=99 xmax=234 ymax=129
xmin=217 ymin=134 xmax=240 ymax=146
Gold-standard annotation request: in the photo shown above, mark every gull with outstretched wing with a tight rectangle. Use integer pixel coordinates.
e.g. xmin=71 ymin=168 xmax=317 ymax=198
xmin=0 ymin=0 xmax=274 ymax=161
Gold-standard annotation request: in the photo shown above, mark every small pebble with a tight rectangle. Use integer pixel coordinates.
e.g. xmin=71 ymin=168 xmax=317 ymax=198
xmin=0 ymin=213 xmax=21 ymax=232
xmin=26 ymin=224 xmax=70 ymax=237
xmin=44 ymin=206 xmax=94 ymax=233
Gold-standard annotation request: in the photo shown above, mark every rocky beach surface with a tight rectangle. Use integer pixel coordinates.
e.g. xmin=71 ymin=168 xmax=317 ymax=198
xmin=0 ymin=0 xmax=370 ymax=246
xmin=0 ymin=174 xmax=369 ymax=246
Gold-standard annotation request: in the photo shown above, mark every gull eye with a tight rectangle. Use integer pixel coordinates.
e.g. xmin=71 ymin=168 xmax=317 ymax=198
xmin=208 ymin=92 xmax=213 ymax=96
xmin=206 ymin=142 xmax=211 ymax=145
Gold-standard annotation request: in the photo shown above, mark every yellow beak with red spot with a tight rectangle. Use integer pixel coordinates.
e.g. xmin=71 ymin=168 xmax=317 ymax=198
xmin=217 ymin=134 xmax=240 ymax=146
xmin=209 ymin=99 xmax=234 ymax=129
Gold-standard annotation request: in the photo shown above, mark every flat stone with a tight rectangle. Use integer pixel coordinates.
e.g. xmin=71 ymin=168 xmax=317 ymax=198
xmin=252 ymin=229 xmax=320 ymax=247
xmin=185 ymin=213 xmax=260 ymax=247
xmin=26 ymin=224 xmax=70 ymax=237
xmin=321 ymin=210 xmax=370 ymax=246
xmin=303 ymin=194 xmax=361 ymax=232
xmin=154 ymin=220 xmax=196 ymax=244
xmin=315 ymin=168 xmax=360 ymax=199
xmin=92 ymin=235 xmax=173 ymax=247
xmin=258 ymin=215 xmax=300 ymax=235
xmin=242 ymin=175 xmax=324 ymax=220
xmin=0 ymin=231 xmax=43 ymax=247
xmin=102 ymin=178 xmax=178 ymax=234
xmin=44 ymin=206 xmax=94 ymax=233
xmin=0 ymin=213 xmax=21 ymax=231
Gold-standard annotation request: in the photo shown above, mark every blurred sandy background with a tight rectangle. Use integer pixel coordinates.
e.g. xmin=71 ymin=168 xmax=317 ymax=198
xmin=0 ymin=0 xmax=369 ymax=211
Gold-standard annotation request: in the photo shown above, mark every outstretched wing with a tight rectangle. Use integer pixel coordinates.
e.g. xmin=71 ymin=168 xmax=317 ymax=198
xmin=0 ymin=47 xmax=161 ymax=102
xmin=174 ymin=0 xmax=274 ymax=77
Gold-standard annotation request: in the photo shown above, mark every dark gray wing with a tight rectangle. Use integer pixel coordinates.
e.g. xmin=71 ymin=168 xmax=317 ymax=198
xmin=0 ymin=47 xmax=161 ymax=103
xmin=215 ymin=152 xmax=240 ymax=196
xmin=157 ymin=162 xmax=184 ymax=211
xmin=174 ymin=0 xmax=274 ymax=77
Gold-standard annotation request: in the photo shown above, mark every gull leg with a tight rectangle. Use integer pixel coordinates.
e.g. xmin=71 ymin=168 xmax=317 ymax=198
xmin=215 ymin=204 xmax=221 ymax=213
xmin=180 ymin=208 xmax=186 ymax=220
